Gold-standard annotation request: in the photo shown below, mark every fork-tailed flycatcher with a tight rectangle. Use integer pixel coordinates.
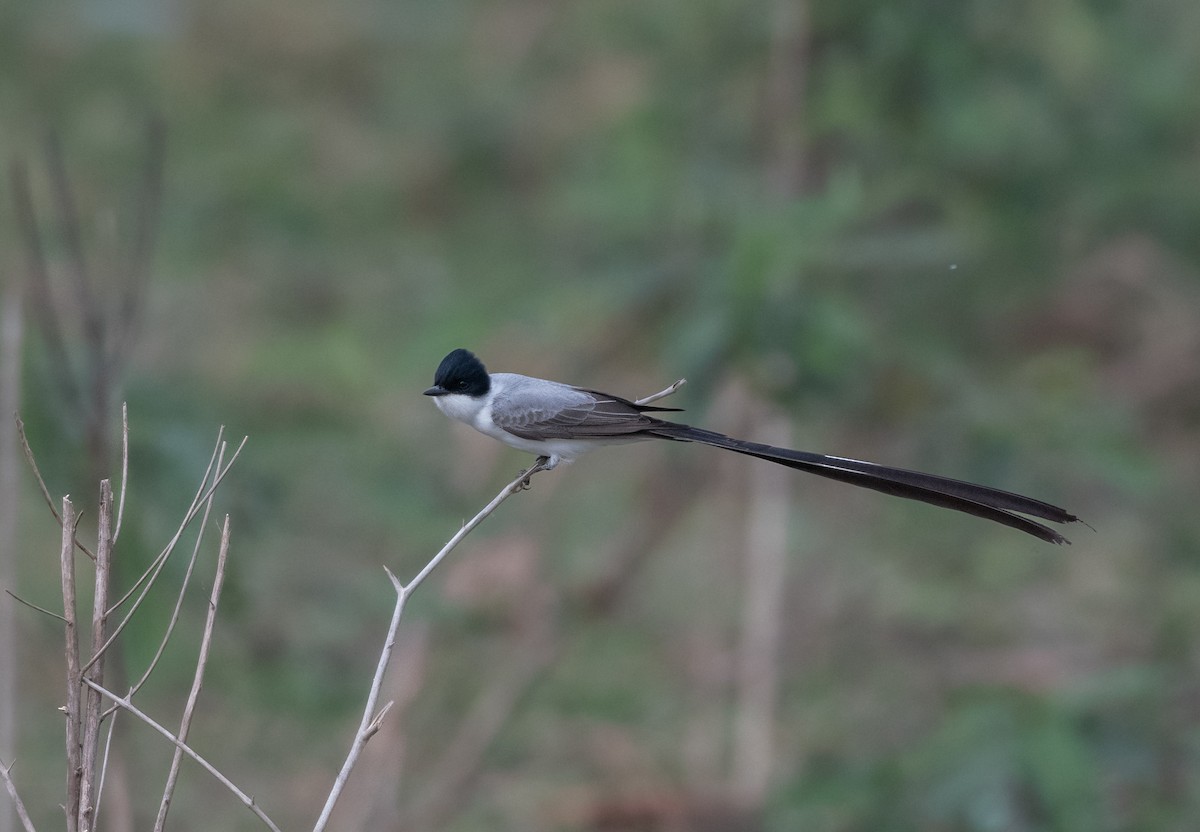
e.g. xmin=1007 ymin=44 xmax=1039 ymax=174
xmin=424 ymin=349 xmax=1080 ymax=544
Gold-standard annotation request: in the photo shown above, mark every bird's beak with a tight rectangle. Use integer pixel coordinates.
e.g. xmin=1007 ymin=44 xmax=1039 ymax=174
xmin=423 ymin=386 xmax=446 ymax=397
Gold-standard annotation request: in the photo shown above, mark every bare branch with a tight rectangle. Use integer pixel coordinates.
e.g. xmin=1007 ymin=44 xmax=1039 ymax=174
xmin=112 ymin=403 xmax=129 ymax=544
xmin=92 ymin=711 xmax=118 ymax=825
xmin=82 ymin=680 xmax=282 ymax=832
xmin=324 ymin=377 xmax=684 ymax=829
xmin=88 ymin=434 xmax=245 ymax=672
xmin=154 ymin=514 xmax=231 ymax=832
xmin=313 ymin=458 xmax=552 ymax=832
xmin=125 ymin=443 xmax=225 ymax=700
xmin=77 ymin=481 xmax=113 ymax=831
xmin=105 ymin=428 xmax=227 ymax=616
xmin=16 ymin=416 xmax=94 ymax=560
xmin=60 ymin=498 xmax=81 ymax=832
xmin=311 ymin=568 xmax=409 ymax=832
xmin=4 ymin=589 xmax=68 ymax=623
xmin=0 ymin=759 xmax=38 ymax=832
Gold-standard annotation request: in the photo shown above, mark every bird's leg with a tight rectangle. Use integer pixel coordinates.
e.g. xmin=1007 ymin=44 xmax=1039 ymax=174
xmin=516 ymin=456 xmax=553 ymax=490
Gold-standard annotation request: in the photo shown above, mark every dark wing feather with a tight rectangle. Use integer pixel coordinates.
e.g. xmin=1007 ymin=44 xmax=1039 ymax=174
xmin=496 ymin=387 xmax=675 ymax=440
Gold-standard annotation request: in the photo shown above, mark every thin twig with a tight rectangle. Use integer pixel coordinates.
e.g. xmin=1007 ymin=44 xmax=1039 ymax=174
xmin=125 ymin=443 xmax=225 ymax=700
xmin=93 ymin=710 xmax=118 ymax=826
xmin=87 ymin=435 xmax=245 ymax=673
xmin=77 ymin=481 xmax=113 ymax=831
xmin=409 ymin=377 xmax=689 ymax=829
xmin=312 ymin=458 xmax=551 ymax=832
xmin=311 ymin=567 xmax=410 ymax=832
xmin=60 ymin=497 xmax=81 ymax=832
xmin=113 ymin=403 xmax=129 ymax=544
xmin=4 ymin=589 xmax=68 ymax=623
xmin=104 ymin=429 xmax=227 ymax=616
xmin=16 ymin=416 xmax=94 ymax=560
xmin=316 ymin=377 xmax=685 ymax=829
xmin=82 ymin=679 xmax=282 ymax=832
xmin=154 ymin=514 xmax=231 ymax=832
xmin=0 ymin=758 xmax=38 ymax=832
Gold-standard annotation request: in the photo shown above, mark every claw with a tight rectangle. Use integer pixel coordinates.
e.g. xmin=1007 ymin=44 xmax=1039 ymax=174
xmin=516 ymin=458 xmax=552 ymax=489
xmin=515 ymin=456 xmax=552 ymax=490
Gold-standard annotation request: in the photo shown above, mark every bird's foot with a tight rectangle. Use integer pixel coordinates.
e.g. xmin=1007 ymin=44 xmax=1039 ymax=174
xmin=516 ymin=456 xmax=553 ymax=490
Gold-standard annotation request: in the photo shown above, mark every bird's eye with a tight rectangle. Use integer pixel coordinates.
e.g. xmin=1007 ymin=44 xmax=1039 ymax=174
xmin=456 ymin=380 xmax=469 ymax=390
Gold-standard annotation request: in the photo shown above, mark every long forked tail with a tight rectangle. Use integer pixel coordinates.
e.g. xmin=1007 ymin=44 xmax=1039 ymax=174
xmin=653 ymin=425 xmax=1079 ymax=544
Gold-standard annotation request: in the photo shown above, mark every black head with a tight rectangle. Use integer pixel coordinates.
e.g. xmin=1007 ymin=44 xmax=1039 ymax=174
xmin=424 ymin=348 xmax=490 ymax=398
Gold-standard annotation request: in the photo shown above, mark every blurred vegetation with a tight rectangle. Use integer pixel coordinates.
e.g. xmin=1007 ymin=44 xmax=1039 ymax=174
xmin=2 ymin=0 xmax=1199 ymax=829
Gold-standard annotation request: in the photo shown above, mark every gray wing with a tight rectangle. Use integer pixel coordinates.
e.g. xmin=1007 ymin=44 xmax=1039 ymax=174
xmin=490 ymin=374 xmax=675 ymax=441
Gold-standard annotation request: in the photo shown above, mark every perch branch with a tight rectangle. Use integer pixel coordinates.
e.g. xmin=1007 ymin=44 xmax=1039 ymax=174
xmin=312 ymin=456 xmax=554 ymax=832
xmin=318 ymin=376 xmax=686 ymax=830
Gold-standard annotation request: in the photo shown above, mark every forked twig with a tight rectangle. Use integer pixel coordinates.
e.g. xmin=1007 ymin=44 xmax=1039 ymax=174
xmin=313 ymin=377 xmax=687 ymax=830
xmin=312 ymin=458 xmax=551 ymax=831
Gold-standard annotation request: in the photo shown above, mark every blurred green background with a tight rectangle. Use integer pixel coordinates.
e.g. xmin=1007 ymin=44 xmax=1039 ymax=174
xmin=2 ymin=0 xmax=1199 ymax=830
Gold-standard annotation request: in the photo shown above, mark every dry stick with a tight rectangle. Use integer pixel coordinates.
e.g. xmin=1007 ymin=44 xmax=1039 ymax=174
xmin=4 ymin=591 xmax=67 ymax=623
xmin=315 ymin=377 xmax=688 ymax=832
xmin=77 ymin=482 xmax=113 ymax=831
xmin=86 ymin=435 xmax=245 ymax=674
xmin=112 ymin=404 xmax=129 ymax=544
xmin=82 ymin=680 xmax=282 ymax=832
xmin=0 ymin=759 xmax=38 ymax=832
xmin=335 ymin=623 xmax=430 ymax=832
xmin=16 ymin=417 xmax=95 ymax=560
xmin=311 ymin=456 xmax=555 ymax=832
xmin=407 ymin=379 xmax=690 ymax=831
xmin=93 ymin=712 xmax=118 ymax=825
xmin=104 ymin=428 xmax=229 ymax=616
xmin=124 ymin=443 xmax=226 ymax=703
xmin=59 ymin=498 xmax=81 ymax=832
xmin=154 ymin=514 xmax=231 ymax=832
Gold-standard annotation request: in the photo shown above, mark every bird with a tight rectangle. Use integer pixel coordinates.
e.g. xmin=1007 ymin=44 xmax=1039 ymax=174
xmin=424 ymin=348 xmax=1080 ymax=544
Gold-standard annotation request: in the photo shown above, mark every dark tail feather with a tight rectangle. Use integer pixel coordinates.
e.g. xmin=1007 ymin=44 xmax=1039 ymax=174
xmin=655 ymin=426 xmax=1079 ymax=545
